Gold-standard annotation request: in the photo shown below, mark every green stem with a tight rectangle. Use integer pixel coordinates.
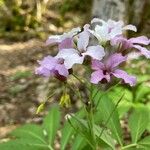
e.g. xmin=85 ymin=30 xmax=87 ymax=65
xmin=72 ymin=74 xmax=90 ymax=91
xmin=121 ymin=143 xmax=137 ymax=149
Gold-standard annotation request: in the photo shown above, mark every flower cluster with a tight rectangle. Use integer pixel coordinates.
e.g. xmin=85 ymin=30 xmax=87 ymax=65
xmin=36 ymin=18 xmax=150 ymax=86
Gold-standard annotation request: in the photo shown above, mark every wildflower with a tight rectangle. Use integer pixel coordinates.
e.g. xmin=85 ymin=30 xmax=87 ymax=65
xmin=56 ymin=24 xmax=105 ymax=69
xmin=46 ymin=27 xmax=81 ymax=50
xmin=111 ymin=36 xmax=150 ymax=58
xmin=89 ymin=18 xmax=137 ymax=45
xmin=35 ymin=56 xmax=68 ymax=81
xmin=90 ymin=53 xmax=136 ymax=86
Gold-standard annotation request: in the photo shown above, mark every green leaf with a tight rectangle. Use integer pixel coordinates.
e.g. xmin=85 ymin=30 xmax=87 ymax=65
xmin=128 ymin=106 xmax=149 ymax=143
xmin=135 ymin=84 xmax=150 ymax=102
xmin=95 ymin=94 xmax=123 ymax=146
xmin=61 ymin=121 xmax=74 ymax=150
xmin=11 ymin=124 xmax=47 ymax=144
xmin=138 ymin=136 xmax=150 ymax=149
xmin=68 ymin=115 xmax=95 ymax=149
xmin=72 ymin=134 xmax=87 ymax=150
xmin=42 ymin=105 xmax=61 ymax=146
xmin=0 ymin=140 xmax=49 ymax=150
xmin=60 ymin=109 xmax=85 ymax=150
xmin=94 ymin=125 xmax=115 ymax=150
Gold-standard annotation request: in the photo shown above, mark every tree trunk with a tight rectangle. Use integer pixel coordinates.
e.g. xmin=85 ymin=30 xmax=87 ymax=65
xmin=92 ymin=0 xmax=127 ymax=21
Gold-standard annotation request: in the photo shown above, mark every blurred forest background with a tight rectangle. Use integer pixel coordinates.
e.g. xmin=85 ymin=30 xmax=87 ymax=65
xmin=0 ymin=0 xmax=150 ymax=142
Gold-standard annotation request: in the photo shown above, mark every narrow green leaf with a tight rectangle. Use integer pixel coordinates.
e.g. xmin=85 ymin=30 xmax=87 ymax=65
xmin=95 ymin=94 xmax=123 ymax=146
xmin=60 ymin=109 xmax=85 ymax=150
xmin=72 ymin=134 xmax=87 ymax=150
xmin=128 ymin=106 xmax=149 ymax=143
xmin=42 ymin=105 xmax=61 ymax=146
xmin=61 ymin=121 xmax=74 ymax=150
xmin=68 ymin=115 xmax=95 ymax=149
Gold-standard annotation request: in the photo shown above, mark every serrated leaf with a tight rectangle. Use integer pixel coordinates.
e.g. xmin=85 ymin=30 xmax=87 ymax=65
xmin=138 ymin=136 xmax=150 ymax=149
xmin=95 ymin=93 xmax=123 ymax=146
xmin=0 ymin=140 xmax=49 ymax=150
xmin=42 ymin=105 xmax=61 ymax=146
xmin=94 ymin=125 xmax=115 ymax=150
xmin=128 ymin=106 xmax=149 ymax=143
xmin=11 ymin=124 xmax=47 ymax=144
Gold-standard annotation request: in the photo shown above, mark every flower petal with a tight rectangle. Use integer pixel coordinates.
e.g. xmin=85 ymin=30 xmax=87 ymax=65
xmin=35 ymin=67 xmax=52 ymax=77
xmin=77 ymin=24 xmax=90 ymax=51
xmin=129 ymin=36 xmax=149 ymax=45
xmin=58 ymin=38 xmax=73 ymax=50
xmin=46 ymin=27 xmax=81 ymax=46
xmin=38 ymin=56 xmax=57 ymax=69
xmin=91 ymin=59 xmax=105 ymax=70
xmin=55 ymin=64 xmax=69 ymax=77
xmin=112 ymin=69 xmax=136 ymax=86
xmin=56 ymin=49 xmax=84 ymax=69
xmin=46 ymin=35 xmax=62 ymax=46
xmin=110 ymin=36 xmax=132 ymax=49
xmin=83 ymin=45 xmax=105 ymax=60
xmin=106 ymin=53 xmax=127 ymax=69
xmin=123 ymin=25 xmax=137 ymax=32
xmin=90 ymin=70 xmax=105 ymax=84
xmin=133 ymin=45 xmax=150 ymax=58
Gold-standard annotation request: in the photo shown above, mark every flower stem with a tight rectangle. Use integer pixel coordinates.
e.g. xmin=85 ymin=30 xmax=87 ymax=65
xmin=121 ymin=143 xmax=137 ymax=149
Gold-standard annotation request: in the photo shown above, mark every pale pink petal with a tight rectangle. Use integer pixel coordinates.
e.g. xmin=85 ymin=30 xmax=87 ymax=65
xmin=77 ymin=24 xmax=90 ymax=51
xmin=133 ymin=45 xmax=150 ymax=58
xmin=109 ymin=27 xmax=122 ymax=38
xmin=56 ymin=49 xmax=84 ymax=69
xmin=112 ymin=69 xmax=136 ymax=86
xmin=68 ymin=27 xmax=81 ymax=37
xmin=64 ymin=54 xmax=84 ymax=69
xmin=55 ymin=64 xmax=69 ymax=77
xmin=91 ymin=59 xmax=105 ymax=70
xmin=56 ymin=48 xmax=78 ymax=59
xmin=106 ymin=53 xmax=127 ymax=69
xmin=129 ymin=36 xmax=149 ymax=45
xmin=83 ymin=45 xmax=105 ymax=60
xmin=90 ymin=70 xmax=105 ymax=84
xmin=46 ymin=35 xmax=61 ymax=46
xmin=35 ymin=67 xmax=52 ymax=77
xmin=123 ymin=25 xmax=137 ymax=32
xmin=58 ymin=38 xmax=73 ymax=50
xmin=111 ymin=36 xmax=132 ymax=49
xmin=38 ymin=56 xmax=57 ymax=69
xmin=46 ymin=27 xmax=81 ymax=46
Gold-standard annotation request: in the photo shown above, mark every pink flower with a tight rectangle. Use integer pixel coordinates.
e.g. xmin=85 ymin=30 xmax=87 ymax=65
xmin=91 ymin=53 xmax=136 ymax=86
xmin=111 ymin=36 xmax=150 ymax=58
xmin=46 ymin=27 xmax=81 ymax=50
xmin=56 ymin=24 xmax=105 ymax=69
xmin=35 ymin=56 xmax=69 ymax=81
xmin=89 ymin=18 xmax=137 ymax=44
